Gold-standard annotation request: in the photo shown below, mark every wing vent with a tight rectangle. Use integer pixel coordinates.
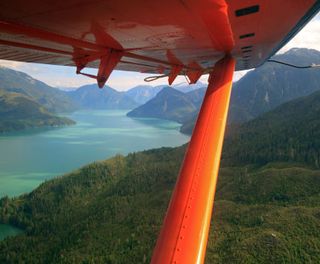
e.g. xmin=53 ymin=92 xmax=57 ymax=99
xmin=235 ymin=5 xmax=260 ymax=17
xmin=241 ymin=45 xmax=253 ymax=50
xmin=239 ymin=33 xmax=255 ymax=39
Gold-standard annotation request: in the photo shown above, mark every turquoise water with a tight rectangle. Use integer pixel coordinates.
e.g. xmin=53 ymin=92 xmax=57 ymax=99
xmin=0 ymin=110 xmax=189 ymax=198
xmin=0 ymin=224 xmax=23 ymax=241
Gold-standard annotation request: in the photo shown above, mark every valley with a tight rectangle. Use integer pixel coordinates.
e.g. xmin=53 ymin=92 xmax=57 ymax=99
xmin=1 ymin=47 xmax=320 ymax=262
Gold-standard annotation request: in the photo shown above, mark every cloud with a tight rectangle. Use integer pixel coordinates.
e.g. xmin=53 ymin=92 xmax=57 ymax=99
xmin=0 ymin=60 xmax=24 ymax=69
xmin=278 ymin=13 xmax=320 ymax=53
xmin=0 ymin=61 xmax=96 ymax=88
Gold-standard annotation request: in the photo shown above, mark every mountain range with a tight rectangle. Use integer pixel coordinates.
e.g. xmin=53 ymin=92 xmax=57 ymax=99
xmin=2 ymin=48 xmax=320 ymax=134
xmin=0 ymin=67 xmax=76 ymax=113
xmin=65 ymin=82 xmax=204 ymax=110
xmin=133 ymin=48 xmax=320 ymax=134
xmin=173 ymin=82 xmax=206 ymax=93
xmin=228 ymin=48 xmax=320 ymax=123
xmin=67 ymin=84 xmax=139 ymax=109
xmin=0 ymin=69 xmax=157 ymax=132
xmin=124 ymin=85 xmax=164 ymax=105
xmin=0 ymin=66 xmax=205 ymax=132
xmin=127 ymin=87 xmax=205 ymax=123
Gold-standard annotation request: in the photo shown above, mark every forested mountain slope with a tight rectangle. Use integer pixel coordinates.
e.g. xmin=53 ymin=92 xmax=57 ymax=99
xmin=2 ymin=87 xmax=320 ymax=262
xmin=0 ymin=89 xmax=75 ymax=133
xmin=1 ymin=146 xmax=320 ymax=263
xmin=229 ymin=48 xmax=320 ymax=123
xmin=223 ymin=89 xmax=320 ymax=168
xmin=0 ymin=67 xmax=76 ymax=113
xmin=127 ymin=87 xmax=199 ymax=123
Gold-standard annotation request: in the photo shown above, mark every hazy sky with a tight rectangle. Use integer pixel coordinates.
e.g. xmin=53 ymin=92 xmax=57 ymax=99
xmin=0 ymin=13 xmax=319 ymax=91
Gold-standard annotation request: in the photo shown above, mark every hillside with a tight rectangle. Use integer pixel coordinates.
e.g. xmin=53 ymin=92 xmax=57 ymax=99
xmin=222 ymin=89 xmax=320 ymax=168
xmin=68 ymin=84 xmax=139 ymax=109
xmin=127 ymin=87 xmax=198 ymax=123
xmin=186 ymin=87 xmax=206 ymax=105
xmin=0 ymin=89 xmax=75 ymax=133
xmin=229 ymin=48 xmax=320 ymax=123
xmin=180 ymin=114 xmax=198 ymax=134
xmin=124 ymin=83 xmax=206 ymax=106
xmin=177 ymin=88 xmax=207 ymax=133
xmin=0 ymin=67 xmax=76 ymax=113
xmin=1 ymin=147 xmax=320 ymax=263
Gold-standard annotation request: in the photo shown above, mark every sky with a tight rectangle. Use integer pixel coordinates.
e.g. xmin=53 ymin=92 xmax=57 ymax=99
xmin=0 ymin=13 xmax=319 ymax=91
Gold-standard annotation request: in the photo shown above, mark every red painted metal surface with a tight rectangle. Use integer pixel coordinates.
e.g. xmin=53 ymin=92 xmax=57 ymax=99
xmin=151 ymin=56 xmax=235 ymax=264
xmin=168 ymin=65 xmax=183 ymax=85
xmin=0 ymin=0 xmax=318 ymax=81
xmin=186 ymin=62 xmax=204 ymax=84
xmin=96 ymin=49 xmax=123 ymax=88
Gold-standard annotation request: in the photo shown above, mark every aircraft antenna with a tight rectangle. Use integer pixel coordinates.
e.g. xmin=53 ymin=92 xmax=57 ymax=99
xmin=267 ymin=59 xmax=320 ymax=69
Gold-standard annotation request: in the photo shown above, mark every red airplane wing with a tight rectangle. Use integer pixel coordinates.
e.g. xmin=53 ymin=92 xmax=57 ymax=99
xmin=0 ymin=0 xmax=319 ymax=87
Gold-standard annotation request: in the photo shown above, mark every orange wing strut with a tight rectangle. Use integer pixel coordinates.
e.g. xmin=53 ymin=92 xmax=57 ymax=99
xmin=151 ymin=56 xmax=235 ymax=264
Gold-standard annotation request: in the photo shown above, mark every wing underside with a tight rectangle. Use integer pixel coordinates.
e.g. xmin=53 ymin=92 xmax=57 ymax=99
xmin=0 ymin=0 xmax=319 ymax=86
